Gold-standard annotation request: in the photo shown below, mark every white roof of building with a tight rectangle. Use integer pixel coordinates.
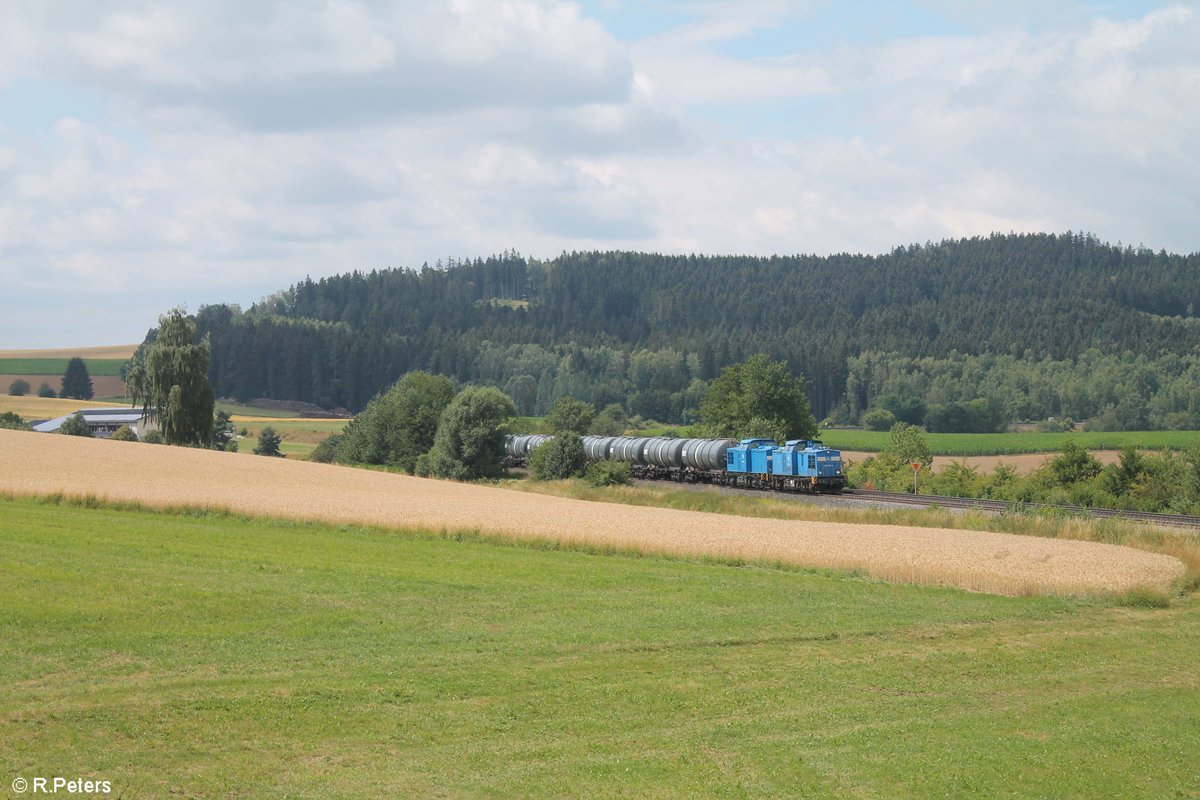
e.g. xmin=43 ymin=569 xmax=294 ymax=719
xmin=33 ymin=407 xmax=148 ymax=433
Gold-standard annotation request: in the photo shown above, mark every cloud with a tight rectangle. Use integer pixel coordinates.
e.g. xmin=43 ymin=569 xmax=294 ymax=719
xmin=0 ymin=1 xmax=1197 ymax=347
xmin=17 ymin=1 xmax=634 ymax=131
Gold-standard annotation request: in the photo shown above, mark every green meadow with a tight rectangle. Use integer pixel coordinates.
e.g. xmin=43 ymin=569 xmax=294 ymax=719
xmin=2 ymin=496 xmax=1198 ymax=798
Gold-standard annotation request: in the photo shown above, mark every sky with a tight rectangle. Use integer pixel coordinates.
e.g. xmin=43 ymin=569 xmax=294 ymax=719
xmin=1 ymin=0 xmax=1198 ymax=347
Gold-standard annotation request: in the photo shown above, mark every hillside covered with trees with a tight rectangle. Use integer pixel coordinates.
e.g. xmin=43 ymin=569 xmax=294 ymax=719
xmin=186 ymin=232 xmax=1200 ymax=428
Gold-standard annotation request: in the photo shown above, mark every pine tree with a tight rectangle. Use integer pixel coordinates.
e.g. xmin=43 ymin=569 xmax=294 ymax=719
xmin=60 ymin=357 xmax=94 ymax=400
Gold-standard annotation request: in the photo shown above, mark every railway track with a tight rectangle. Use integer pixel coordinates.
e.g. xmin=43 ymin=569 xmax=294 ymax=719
xmin=846 ymin=489 xmax=1200 ymax=530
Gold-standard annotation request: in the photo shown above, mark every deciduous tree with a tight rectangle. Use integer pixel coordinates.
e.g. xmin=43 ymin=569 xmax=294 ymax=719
xmin=419 ymin=387 xmax=516 ymax=480
xmin=546 ymin=396 xmax=594 ymax=435
xmin=126 ymin=308 xmax=215 ymax=446
xmin=699 ymin=354 xmax=816 ymax=441
xmin=339 ymin=371 xmax=456 ymax=472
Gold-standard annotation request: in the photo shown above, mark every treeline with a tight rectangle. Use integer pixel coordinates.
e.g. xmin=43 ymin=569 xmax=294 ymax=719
xmin=842 ymin=349 xmax=1200 ymax=431
xmin=187 ymin=233 xmax=1200 ymax=422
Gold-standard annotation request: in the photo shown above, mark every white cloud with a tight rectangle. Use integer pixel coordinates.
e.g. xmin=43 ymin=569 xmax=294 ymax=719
xmin=0 ymin=1 xmax=1197 ymax=347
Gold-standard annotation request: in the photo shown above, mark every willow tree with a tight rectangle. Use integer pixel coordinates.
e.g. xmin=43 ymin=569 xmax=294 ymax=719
xmin=126 ymin=308 xmax=215 ymax=446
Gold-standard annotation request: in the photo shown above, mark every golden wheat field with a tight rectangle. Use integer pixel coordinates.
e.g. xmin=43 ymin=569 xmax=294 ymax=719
xmin=0 ymin=344 xmax=139 ymax=359
xmin=0 ymin=429 xmax=1185 ymax=597
xmin=0 ymin=395 xmax=128 ymax=420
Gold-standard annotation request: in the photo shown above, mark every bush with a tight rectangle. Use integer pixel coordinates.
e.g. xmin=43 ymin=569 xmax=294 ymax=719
xmin=59 ymin=413 xmax=93 ymax=437
xmin=529 ymin=433 xmax=587 ymax=480
xmin=1048 ymin=441 xmax=1102 ymax=485
xmin=8 ymin=379 xmax=30 ymax=396
xmin=339 ymin=371 xmax=456 ymax=472
xmin=588 ymin=404 xmax=628 ymax=436
xmin=37 ymin=382 xmax=56 ymax=398
xmin=419 ymin=386 xmax=516 ymax=480
xmin=309 ymin=433 xmax=343 ymax=463
xmin=254 ymin=427 xmax=283 ymax=457
xmin=110 ymin=424 xmax=138 ymax=442
xmin=585 ymin=460 xmax=632 ymax=487
xmin=861 ymin=408 xmax=896 ymax=431
xmin=142 ymin=430 xmax=164 ymax=444
xmin=0 ymin=411 xmax=29 ymax=430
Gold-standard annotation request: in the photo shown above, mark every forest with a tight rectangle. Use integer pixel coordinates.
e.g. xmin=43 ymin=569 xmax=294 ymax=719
xmin=185 ymin=232 xmax=1200 ymax=429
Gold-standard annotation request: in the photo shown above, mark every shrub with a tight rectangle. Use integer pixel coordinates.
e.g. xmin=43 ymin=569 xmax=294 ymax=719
xmin=420 ymin=386 xmax=516 ymax=480
xmin=110 ymin=425 xmax=138 ymax=442
xmin=339 ymin=371 xmax=455 ymax=472
xmin=1048 ymin=441 xmax=1102 ymax=485
xmin=141 ymin=430 xmax=164 ymax=444
xmin=0 ymin=411 xmax=29 ymax=430
xmin=310 ymin=433 xmax=343 ymax=463
xmin=59 ymin=413 xmax=93 ymax=437
xmin=529 ymin=433 xmax=587 ymax=480
xmin=588 ymin=404 xmax=628 ymax=436
xmin=38 ymin=382 xmax=56 ymax=398
xmin=862 ymin=408 xmax=897 ymax=431
xmin=585 ymin=460 xmax=632 ymax=487
xmin=8 ymin=379 xmax=31 ymax=396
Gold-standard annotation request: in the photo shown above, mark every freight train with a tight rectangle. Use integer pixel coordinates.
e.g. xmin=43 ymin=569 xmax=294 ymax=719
xmin=505 ymin=434 xmax=848 ymax=493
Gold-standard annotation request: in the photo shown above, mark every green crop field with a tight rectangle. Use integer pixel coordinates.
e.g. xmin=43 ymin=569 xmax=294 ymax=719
xmin=0 ymin=358 xmax=127 ymax=377
xmin=820 ymin=429 xmax=1200 ymax=455
xmin=2 ymin=496 xmax=1197 ymax=798
xmin=217 ymin=401 xmax=303 ymax=418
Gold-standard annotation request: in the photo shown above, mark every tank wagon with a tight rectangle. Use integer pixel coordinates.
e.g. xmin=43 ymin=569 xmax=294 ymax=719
xmin=505 ymin=433 xmax=846 ymax=494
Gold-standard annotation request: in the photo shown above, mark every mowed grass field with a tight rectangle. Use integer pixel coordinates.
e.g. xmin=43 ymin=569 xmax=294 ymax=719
xmin=2 ymin=496 xmax=1199 ymax=798
xmin=820 ymin=429 xmax=1200 ymax=455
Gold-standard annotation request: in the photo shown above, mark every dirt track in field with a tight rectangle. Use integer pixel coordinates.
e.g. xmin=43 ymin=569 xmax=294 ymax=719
xmin=0 ymin=429 xmax=1184 ymax=597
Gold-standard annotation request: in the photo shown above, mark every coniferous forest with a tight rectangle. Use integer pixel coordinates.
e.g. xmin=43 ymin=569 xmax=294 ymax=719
xmin=187 ymin=232 xmax=1200 ymax=429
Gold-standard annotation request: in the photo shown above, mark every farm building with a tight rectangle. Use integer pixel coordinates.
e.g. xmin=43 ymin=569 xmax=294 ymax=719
xmin=33 ymin=408 xmax=157 ymax=439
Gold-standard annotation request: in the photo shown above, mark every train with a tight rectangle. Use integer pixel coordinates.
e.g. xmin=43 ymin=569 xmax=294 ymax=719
xmin=505 ymin=433 xmax=848 ymax=493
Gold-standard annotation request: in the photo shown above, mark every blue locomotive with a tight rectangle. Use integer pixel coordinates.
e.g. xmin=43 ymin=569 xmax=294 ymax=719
xmin=723 ymin=438 xmax=847 ymax=492
xmin=505 ymin=434 xmax=847 ymax=494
